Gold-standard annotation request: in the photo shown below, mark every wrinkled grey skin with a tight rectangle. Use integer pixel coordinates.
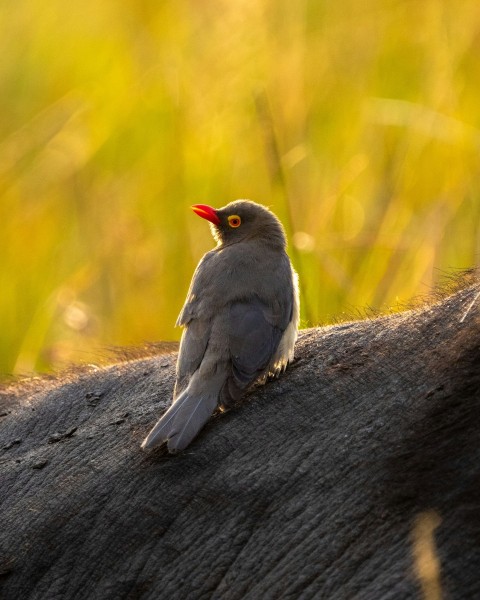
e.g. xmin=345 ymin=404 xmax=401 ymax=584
xmin=1 ymin=281 xmax=480 ymax=600
xmin=142 ymin=200 xmax=299 ymax=452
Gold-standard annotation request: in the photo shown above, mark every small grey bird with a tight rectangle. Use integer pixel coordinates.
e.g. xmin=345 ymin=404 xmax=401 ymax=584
xmin=141 ymin=199 xmax=299 ymax=452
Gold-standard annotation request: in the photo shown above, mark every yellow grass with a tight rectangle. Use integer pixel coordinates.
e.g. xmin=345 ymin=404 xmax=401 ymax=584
xmin=1 ymin=0 xmax=480 ymax=374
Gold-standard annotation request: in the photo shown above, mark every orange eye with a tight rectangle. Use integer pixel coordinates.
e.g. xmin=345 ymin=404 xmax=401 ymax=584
xmin=228 ymin=215 xmax=242 ymax=228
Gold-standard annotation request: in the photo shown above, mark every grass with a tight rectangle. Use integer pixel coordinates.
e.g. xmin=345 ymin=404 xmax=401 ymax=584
xmin=1 ymin=0 xmax=480 ymax=375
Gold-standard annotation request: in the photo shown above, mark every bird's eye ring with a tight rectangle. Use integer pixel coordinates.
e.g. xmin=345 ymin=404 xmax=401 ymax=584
xmin=228 ymin=215 xmax=242 ymax=228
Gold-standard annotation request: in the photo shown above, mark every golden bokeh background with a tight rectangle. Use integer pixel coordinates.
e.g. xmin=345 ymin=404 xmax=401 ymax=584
xmin=2 ymin=0 xmax=480 ymax=375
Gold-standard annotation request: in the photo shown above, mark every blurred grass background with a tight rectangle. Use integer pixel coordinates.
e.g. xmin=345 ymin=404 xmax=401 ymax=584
xmin=1 ymin=0 xmax=480 ymax=376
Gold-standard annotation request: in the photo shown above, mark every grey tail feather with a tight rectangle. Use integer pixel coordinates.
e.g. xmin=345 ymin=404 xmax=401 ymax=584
xmin=141 ymin=389 xmax=188 ymax=450
xmin=141 ymin=389 xmax=218 ymax=452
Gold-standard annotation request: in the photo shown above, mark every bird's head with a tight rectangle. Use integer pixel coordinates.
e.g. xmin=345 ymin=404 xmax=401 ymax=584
xmin=191 ymin=199 xmax=287 ymax=250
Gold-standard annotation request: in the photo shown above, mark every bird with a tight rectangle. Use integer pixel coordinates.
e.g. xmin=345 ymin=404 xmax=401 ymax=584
xmin=141 ymin=199 xmax=299 ymax=453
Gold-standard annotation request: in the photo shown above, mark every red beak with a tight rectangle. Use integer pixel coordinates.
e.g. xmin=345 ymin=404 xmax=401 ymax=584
xmin=191 ymin=204 xmax=221 ymax=226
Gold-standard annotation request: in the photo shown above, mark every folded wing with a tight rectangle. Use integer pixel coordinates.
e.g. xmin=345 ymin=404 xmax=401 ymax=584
xmin=223 ymin=297 xmax=290 ymax=401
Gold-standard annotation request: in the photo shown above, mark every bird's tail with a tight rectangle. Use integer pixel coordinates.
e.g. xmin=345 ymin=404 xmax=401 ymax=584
xmin=141 ymin=385 xmax=219 ymax=453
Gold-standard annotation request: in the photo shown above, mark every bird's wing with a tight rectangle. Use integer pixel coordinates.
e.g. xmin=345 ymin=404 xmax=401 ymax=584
xmin=176 ymin=250 xmax=217 ymax=327
xmin=174 ymin=252 xmax=217 ymax=396
xmin=227 ymin=297 xmax=288 ymax=390
xmin=174 ymin=318 xmax=211 ymax=397
xmin=258 ymin=253 xmax=295 ymax=331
